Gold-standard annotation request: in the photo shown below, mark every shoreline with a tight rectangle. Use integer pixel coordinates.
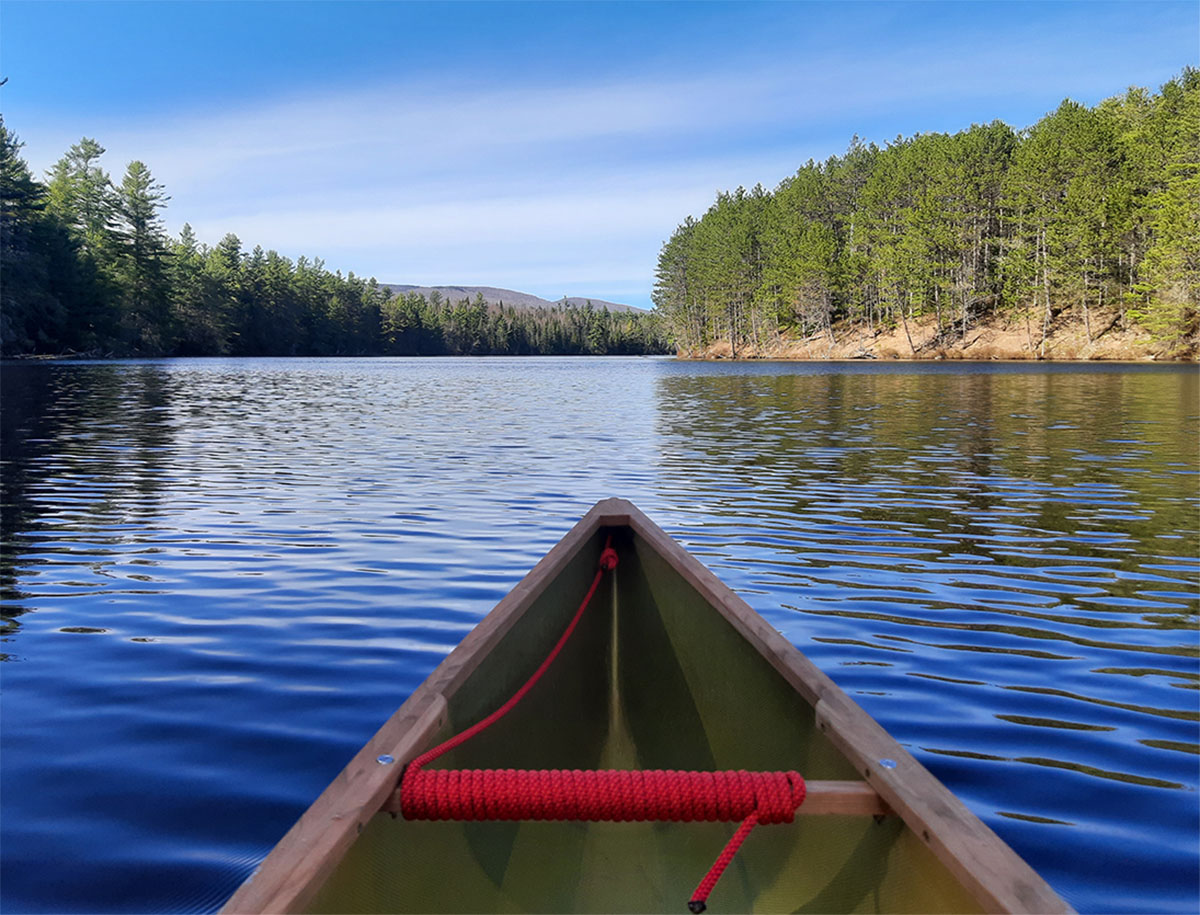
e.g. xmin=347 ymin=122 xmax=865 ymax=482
xmin=675 ymin=309 xmax=1197 ymax=363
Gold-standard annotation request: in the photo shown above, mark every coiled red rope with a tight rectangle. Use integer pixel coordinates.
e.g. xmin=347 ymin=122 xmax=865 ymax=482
xmin=403 ymin=767 xmax=805 ymax=825
xmin=398 ymin=537 xmax=806 ymax=912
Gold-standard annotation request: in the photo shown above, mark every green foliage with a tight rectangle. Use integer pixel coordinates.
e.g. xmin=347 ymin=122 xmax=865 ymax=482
xmin=114 ymin=160 xmax=171 ymax=351
xmin=655 ymin=71 xmax=1197 ymax=354
xmin=0 ymin=131 xmax=669 ymax=357
xmin=380 ymin=293 xmax=667 ymax=356
xmin=0 ymin=118 xmax=108 ymax=355
xmin=46 ymin=137 xmax=117 ymax=256
xmin=1 ymin=117 xmax=63 ymax=352
xmin=1125 ymin=69 xmax=1200 ymax=348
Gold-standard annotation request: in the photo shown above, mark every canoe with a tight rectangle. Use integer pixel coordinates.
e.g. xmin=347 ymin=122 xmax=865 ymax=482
xmin=222 ymin=498 xmax=1072 ymax=914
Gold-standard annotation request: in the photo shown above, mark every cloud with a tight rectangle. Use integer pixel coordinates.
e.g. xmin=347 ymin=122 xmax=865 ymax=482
xmin=18 ymin=67 xmax=829 ymax=303
xmin=15 ymin=66 xmax=816 ymax=306
xmin=32 ymin=71 xmax=783 ymax=193
xmin=12 ymin=15 xmax=1191 ymax=308
xmin=177 ymin=181 xmax=725 ymax=302
xmin=24 ymin=34 xmax=1068 ymax=195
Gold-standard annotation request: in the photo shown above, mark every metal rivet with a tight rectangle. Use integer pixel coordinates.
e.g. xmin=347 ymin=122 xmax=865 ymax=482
xmin=377 ymin=754 xmax=395 ymax=765
xmin=879 ymin=758 xmax=897 ymax=769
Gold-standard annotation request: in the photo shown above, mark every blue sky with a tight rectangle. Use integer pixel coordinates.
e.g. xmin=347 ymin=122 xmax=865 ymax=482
xmin=2 ymin=1 xmax=1196 ymax=308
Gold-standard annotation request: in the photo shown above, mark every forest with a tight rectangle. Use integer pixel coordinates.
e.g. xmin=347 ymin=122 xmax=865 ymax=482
xmin=0 ymin=122 xmax=668 ymax=358
xmin=653 ymin=70 xmax=1198 ymax=359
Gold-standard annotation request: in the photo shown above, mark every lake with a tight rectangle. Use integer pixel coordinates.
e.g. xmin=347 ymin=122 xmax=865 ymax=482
xmin=1 ymin=357 xmax=1196 ymax=914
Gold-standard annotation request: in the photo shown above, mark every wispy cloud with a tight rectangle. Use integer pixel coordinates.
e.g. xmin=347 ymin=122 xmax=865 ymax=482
xmin=12 ymin=8 xmax=1193 ymax=307
xmin=18 ymin=66 xmax=825 ymax=300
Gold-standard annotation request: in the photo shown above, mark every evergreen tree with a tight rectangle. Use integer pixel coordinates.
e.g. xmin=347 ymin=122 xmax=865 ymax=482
xmin=170 ymin=223 xmax=224 ymax=354
xmin=654 ymin=70 xmax=1196 ymax=357
xmin=1129 ymin=69 xmax=1200 ymax=345
xmin=0 ymin=118 xmax=63 ymax=353
xmin=114 ymin=160 xmax=171 ymax=350
xmin=45 ymin=138 xmax=117 ymax=262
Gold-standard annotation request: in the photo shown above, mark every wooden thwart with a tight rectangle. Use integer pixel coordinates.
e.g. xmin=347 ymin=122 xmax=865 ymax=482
xmin=795 ymin=780 xmax=889 ymax=816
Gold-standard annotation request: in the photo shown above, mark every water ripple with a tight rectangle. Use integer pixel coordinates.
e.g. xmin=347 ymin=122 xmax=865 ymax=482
xmin=1 ymin=358 xmax=1196 ymax=913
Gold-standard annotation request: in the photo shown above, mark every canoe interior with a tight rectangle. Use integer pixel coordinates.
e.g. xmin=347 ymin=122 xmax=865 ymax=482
xmin=306 ymin=524 xmax=983 ymax=914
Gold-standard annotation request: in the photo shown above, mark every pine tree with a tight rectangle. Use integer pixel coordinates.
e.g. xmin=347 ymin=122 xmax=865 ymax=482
xmin=114 ymin=160 xmax=171 ymax=350
xmin=1129 ymin=69 xmax=1199 ymax=349
xmin=0 ymin=118 xmax=64 ymax=352
xmin=45 ymin=138 xmax=117 ymax=261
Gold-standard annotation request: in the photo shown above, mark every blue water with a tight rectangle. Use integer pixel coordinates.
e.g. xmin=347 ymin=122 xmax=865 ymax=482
xmin=1 ymin=357 xmax=1196 ymax=914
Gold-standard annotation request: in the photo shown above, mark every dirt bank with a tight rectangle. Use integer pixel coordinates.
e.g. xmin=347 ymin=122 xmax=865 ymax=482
xmin=679 ymin=308 xmax=1196 ymax=362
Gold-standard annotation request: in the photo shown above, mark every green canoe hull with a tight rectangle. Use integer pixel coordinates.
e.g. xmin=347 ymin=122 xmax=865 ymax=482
xmin=223 ymin=500 xmax=1071 ymax=914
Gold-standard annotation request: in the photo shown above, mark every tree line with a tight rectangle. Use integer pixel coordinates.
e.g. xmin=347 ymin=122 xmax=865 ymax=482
xmin=380 ymin=291 xmax=666 ymax=356
xmin=653 ymin=70 xmax=1198 ymax=357
xmin=0 ymin=121 xmax=669 ymax=357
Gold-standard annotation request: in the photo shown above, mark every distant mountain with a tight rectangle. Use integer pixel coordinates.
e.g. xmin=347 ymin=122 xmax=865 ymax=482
xmin=382 ymin=284 xmax=645 ymax=313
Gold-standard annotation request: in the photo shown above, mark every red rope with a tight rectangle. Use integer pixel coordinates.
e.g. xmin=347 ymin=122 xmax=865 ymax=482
xmin=688 ymin=813 xmax=760 ymax=913
xmin=398 ymin=538 xmax=806 ymax=912
xmin=404 ymin=539 xmax=618 ymax=775
xmin=402 ymin=767 xmax=805 ymax=824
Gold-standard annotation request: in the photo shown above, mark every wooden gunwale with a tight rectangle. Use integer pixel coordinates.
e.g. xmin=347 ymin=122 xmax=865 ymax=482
xmin=223 ymin=500 xmax=621 ymax=914
xmin=616 ymin=500 xmax=1072 ymax=915
xmin=221 ymin=498 xmax=1071 ymax=915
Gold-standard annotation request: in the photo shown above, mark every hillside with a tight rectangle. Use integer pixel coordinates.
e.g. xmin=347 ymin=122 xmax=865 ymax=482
xmin=382 ymin=284 xmax=644 ymax=313
xmin=653 ymin=71 xmax=1198 ymax=362
xmin=680 ymin=307 xmax=1195 ymax=362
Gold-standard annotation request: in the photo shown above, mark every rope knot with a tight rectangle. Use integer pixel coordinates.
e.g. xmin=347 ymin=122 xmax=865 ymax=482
xmin=599 ymin=547 xmax=619 ymax=571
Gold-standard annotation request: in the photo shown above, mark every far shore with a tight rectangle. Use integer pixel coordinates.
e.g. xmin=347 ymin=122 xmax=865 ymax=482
xmin=6 ymin=306 xmax=1196 ymax=363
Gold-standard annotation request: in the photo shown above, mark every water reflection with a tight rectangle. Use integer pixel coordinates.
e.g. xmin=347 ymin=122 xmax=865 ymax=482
xmin=2 ymin=363 xmax=178 ymax=646
xmin=651 ymin=362 xmax=1199 ymax=913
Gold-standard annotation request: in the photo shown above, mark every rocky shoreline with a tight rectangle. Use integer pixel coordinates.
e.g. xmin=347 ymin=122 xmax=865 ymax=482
xmin=678 ymin=309 xmax=1197 ymax=362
